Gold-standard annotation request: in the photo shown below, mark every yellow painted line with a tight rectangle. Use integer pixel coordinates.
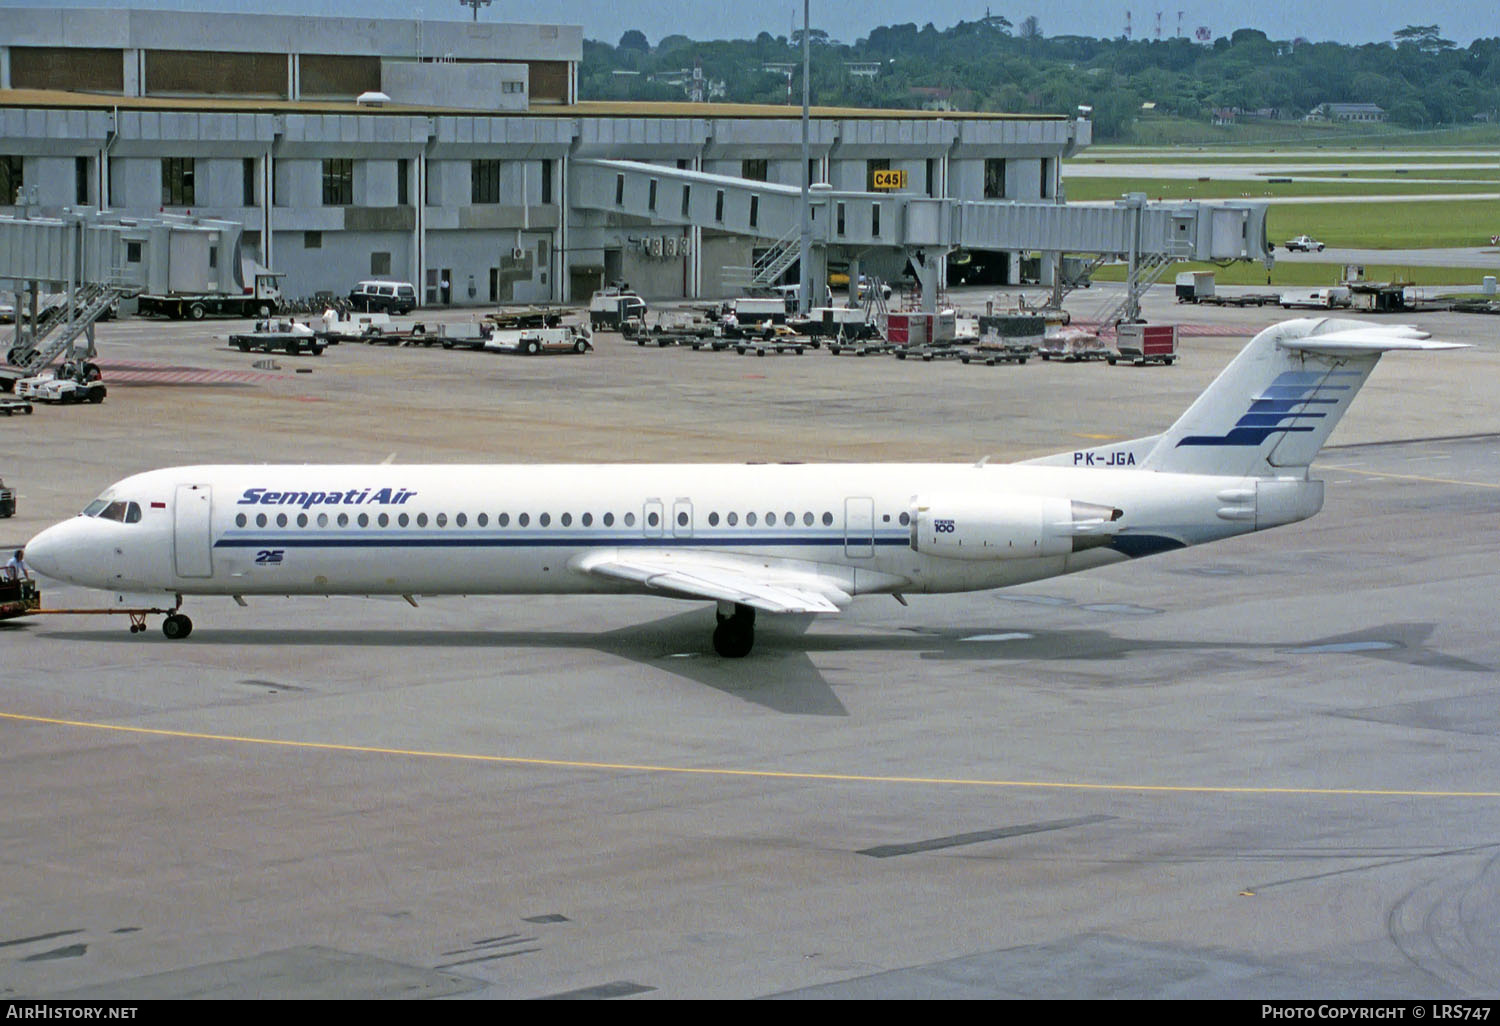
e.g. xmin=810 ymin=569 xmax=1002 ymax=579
xmin=4 ymin=711 xmax=1498 ymax=799
xmin=1320 ymin=465 xmax=1500 ymax=490
xmin=1071 ymin=433 xmax=1122 ymax=441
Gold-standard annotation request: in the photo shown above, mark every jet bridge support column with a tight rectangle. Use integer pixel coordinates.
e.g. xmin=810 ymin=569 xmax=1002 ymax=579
xmin=909 ymin=248 xmax=949 ymax=314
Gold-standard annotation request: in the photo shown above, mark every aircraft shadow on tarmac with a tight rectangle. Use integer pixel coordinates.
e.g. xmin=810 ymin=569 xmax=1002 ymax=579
xmin=31 ymin=611 xmax=1492 ymax=718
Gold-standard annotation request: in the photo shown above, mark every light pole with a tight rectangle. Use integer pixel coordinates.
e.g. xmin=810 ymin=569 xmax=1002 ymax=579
xmin=797 ymin=0 xmax=812 ymax=315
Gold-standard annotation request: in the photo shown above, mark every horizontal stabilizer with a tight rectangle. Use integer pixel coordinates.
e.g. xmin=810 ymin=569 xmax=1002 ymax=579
xmin=1280 ymin=326 xmax=1468 ymax=356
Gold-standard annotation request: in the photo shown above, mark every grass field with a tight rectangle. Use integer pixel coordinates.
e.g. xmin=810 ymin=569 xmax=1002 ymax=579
xmin=1063 ymin=177 xmax=1497 ymax=202
xmin=1110 ymin=118 xmax=1500 ymax=149
xmin=1265 ymin=200 xmax=1500 ymax=249
xmin=1092 ymin=261 xmax=1499 ymax=287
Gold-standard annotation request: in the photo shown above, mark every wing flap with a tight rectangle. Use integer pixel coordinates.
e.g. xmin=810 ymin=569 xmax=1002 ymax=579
xmin=1280 ymin=325 xmax=1467 ymax=356
xmin=573 ymin=550 xmax=847 ymax=614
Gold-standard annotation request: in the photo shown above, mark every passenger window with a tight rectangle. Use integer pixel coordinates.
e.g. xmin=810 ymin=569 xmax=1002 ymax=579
xmin=519 ymin=513 xmax=530 ymax=527
xmin=276 ymin=513 xmax=288 ymax=527
xmin=297 ymin=513 xmax=308 ymax=527
xmin=727 ymin=512 xmax=738 ymax=526
xmin=899 ymin=512 xmax=910 ymax=526
xmin=746 ymin=512 xmax=757 ymax=526
xmin=581 ymin=513 xmax=593 ymax=527
xmin=708 ymin=512 xmax=719 ymax=526
xmin=561 ymin=513 xmax=572 ymax=527
xmin=647 ymin=511 xmax=659 ymax=527
xmin=317 ymin=513 xmax=328 ymax=528
xmin=397 ymin=513 xmax=408 ymax=527
xmin=803 ymin=512 xmax=813 ymax=526
xmin=603 ymin=512 xmax=614 ymax=527
xmin=256 ymin=513 xmax=268 ymax=527
xmin=417 ymin=513 xmax=428 ymax=527
xmin=435 ymin=513 xmax=447 ymax=527
xmin=539 ymin=513 xmax=551 ymax=527
xmin=236 ymin=513 xmax=247 ymax=527
xmin=337 ymin=513 xmax=349 ymax=527
xmin=822 ymin=512 xmax=833 ymax=526
xmin=456 ymin=513 xmax=467 ymax=527
xmin=476 ymin=513 xmax=487 ymax=527
xmin=677 ymin=512 xmax=688 ymax=527
xmin=624 ymin=512 xmax=636 ymax=527
xmin=499 ymin=513 xmax=510 ymax=527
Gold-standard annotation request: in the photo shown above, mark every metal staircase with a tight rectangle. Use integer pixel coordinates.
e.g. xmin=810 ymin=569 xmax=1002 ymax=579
xmin=722 ymin=225 xmax=801 ymax=290
xmin=4 ymin=282 xmax=124 ymax=374
xmin=1090 ymin=252 xmax=1176 ymax=334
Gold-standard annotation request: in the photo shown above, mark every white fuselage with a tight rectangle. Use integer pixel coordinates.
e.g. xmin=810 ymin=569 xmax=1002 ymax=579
xmin=25 ymin=462 xmax=1297 ymax=602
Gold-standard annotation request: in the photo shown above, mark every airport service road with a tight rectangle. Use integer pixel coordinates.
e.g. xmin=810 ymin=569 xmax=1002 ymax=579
xmin=1 ymin=304 xmax=1498 ymax=998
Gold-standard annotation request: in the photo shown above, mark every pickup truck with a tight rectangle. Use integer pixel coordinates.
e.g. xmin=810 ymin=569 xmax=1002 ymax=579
xmin=1284 ymin=235 xmax=1326 ymax=252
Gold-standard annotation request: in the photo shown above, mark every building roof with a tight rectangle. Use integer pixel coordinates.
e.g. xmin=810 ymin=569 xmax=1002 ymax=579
xmin=0 ymin=89 xmax=1069 ymax=122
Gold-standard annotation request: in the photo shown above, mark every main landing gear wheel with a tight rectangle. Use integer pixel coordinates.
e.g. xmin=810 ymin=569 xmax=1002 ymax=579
xmin=161 ymin=613 xmax=193 ymax=640
xmin=712 ymin=604 xmax=755 ymax=658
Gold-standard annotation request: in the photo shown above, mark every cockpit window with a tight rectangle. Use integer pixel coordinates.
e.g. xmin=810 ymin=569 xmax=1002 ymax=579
xmin=91 ymin=500 xmax=142 ymax=523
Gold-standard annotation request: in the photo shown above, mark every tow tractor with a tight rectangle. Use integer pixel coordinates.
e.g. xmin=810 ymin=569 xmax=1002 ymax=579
xmin=14 ymin=361 xmax=107 ymax=404
xmin=1 ymin=581 xmax=194 ymax=635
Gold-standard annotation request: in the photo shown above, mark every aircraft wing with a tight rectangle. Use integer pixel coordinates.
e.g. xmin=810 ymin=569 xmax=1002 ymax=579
xmin=570 ymin=549 xmax=849 ymax=614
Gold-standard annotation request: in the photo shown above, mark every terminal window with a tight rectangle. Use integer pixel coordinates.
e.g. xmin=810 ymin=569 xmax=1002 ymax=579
xmin=984 ymin=158 xmax=1007 ymax=199
xmin=0 ymin=156 xmax=20 ymax=204
xmin=742 ymin=159 xmax=768 ymax=182
xmin=472 ymin=160 xmax=502 ymax=205
xmin=322 ymin=159 xmax=354 ymax=206
xmin=162 ymin=157 xmax=195 ymax=207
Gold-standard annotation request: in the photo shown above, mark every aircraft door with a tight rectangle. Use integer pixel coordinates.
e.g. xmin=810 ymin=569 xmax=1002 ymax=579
xmin=173 ymin=484 xmax=213 ymax=578
xmin=844 ymin=497 xmax=874 ymax=558
xmin=643 ymin=499 xmax=664 ymax=538
xmin=671 ymin=499 xmax=693 ymax=539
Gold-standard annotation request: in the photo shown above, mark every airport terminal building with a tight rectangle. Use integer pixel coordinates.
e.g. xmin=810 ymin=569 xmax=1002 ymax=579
xmin=0 ymin=7 xmax=1092 ymax=305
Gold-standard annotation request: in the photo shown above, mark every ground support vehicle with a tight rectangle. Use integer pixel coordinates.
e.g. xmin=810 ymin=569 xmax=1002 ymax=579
xmin=0 ymin=397 xmax=33 ymax=416
xmin=0 ymin=477 xmax=15 ymax=516
xmin=1194 ymin=293 xmax=1281 ymax=307
xmin=1110 ymin=323 xmax=1178 ymax=366
xmin=484 ymin=326 xmax=592 ymax=355
xmin=15 ymin=371 xmax=107 ymax=404
xmin=1284 ymin=235 xmax=1326 ymax=253
xmin=589 ymin=286 xmax=648 ymax=330
xmin=139 ymin=271 xmax=284 ymax=320
xmin=732 ymin=339 xmax=808 ymax=357
xmin=1039 ymin=330 xmax=1109 ymax=362
xmin=485 ymin=307 xmax=564 ymax=330
xmin=348 ymin=280 xmax=417 ymax=315
xmin=827 ymin=340 xmax=902 ymax=357
xmin=228 ymin=321 xmax=325 ymax=356
xmin=0 ymin=575 xmax=40 ymax=620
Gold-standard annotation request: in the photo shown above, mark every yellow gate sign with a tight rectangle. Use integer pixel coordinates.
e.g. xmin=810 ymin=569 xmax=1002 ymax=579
xmin=871 ymin=169 xmax=907 ymax=190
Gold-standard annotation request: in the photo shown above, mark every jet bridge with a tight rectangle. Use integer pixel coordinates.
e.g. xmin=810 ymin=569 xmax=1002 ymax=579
xmin=571 ymin=159 xmax=1270 ymax=318
xmin=0 ymin=206 xmax=242 ymax=385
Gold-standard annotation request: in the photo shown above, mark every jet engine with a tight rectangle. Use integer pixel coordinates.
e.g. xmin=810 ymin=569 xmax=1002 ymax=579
xmin=910 ymin=495 xmax=1123 ymax=560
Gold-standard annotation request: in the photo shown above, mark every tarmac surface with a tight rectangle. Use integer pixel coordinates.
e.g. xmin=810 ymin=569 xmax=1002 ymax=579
xmin=2 ymin=291 xmax=1499 ymax=999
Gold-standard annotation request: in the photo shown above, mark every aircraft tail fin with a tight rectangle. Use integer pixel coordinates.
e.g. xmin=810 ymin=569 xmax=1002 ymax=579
xmin=1141 ymin=318 xmax=1464 ymax=478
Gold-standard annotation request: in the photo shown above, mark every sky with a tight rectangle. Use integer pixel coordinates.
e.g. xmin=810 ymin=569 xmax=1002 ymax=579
xmin=4 ymin=0 xmax=1494 ymax=48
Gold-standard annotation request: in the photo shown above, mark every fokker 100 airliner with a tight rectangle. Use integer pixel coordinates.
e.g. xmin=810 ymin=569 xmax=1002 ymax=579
xmin=25 ymin=318 xmax=1461 ymax=657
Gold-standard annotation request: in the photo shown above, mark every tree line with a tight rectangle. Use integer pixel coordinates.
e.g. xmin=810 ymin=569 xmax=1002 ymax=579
xmin=581 ymin=21 xmax=1500 ymax=140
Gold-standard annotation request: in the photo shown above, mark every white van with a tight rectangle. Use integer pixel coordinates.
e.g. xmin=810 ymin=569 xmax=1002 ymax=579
xmin=349 ymin=280 xmax=417 ymax=314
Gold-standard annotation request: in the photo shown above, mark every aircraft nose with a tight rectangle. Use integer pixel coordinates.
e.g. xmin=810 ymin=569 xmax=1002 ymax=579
xmin=25 ymin=521 xmax=74 ymax=582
